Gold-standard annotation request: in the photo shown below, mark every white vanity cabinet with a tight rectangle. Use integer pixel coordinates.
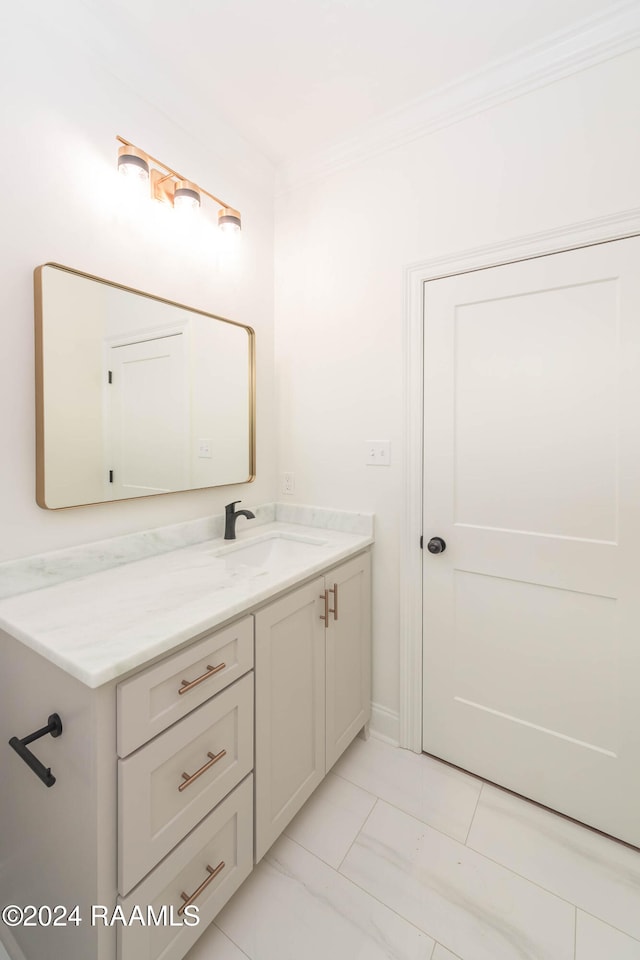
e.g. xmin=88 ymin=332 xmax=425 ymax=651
xmin=254 ymin=552 xmax=371 ymax=861
xmin=0 ymin=537 xmax=372 ymax=960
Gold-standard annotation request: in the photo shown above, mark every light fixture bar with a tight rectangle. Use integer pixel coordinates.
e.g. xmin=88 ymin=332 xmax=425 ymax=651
xmin=116 ymin=135 xmax=240 ymax=226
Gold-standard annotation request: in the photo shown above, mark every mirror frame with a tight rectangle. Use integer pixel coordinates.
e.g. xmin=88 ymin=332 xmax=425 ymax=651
xmin=34 ymin=262 xmax=256 ymax=509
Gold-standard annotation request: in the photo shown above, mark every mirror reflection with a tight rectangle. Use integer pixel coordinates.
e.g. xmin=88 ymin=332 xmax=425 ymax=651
xmin=35 ymin=264 xmax=255 ymax=509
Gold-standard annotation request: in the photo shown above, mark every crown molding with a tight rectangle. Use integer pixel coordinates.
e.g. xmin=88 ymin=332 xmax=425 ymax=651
xmin=276 ymin=1 xmax=640 ymax=195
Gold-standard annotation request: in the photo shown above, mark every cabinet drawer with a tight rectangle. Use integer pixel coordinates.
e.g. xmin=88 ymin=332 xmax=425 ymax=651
xmin=119 ymin=672 xmax=253 ymax=895
xmin=118 ymin=774 xmax=253 ymax=960
xmin=117 ymin=616 xmax=253 ymax=757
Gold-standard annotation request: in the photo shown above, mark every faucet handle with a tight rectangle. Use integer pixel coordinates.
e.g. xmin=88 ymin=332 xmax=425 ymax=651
xmin=225 ymin=500 xmax=241 ymax=512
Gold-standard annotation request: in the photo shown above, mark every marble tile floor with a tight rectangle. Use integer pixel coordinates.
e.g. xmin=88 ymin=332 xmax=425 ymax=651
xmin=1 ymin=735 xmax=638 ymax=960
xmin=185 ymin=735 xmax=640 ymax=960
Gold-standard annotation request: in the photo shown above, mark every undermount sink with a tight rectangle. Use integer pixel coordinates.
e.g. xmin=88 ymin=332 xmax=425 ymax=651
xmin=213 ymin=532 xmax=328 ymax=570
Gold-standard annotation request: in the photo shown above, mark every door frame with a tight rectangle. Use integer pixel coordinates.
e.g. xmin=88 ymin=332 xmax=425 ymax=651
xmin=399 ymin=205 xmax=640 ymax=752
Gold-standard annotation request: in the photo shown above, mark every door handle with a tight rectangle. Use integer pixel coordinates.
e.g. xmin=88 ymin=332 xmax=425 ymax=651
xmin=320 ymin=590 xmax=329 ymax=622
xmin=328 ymin=583 xmax=338 ymax=621
xmin=427 ymin=537 xmax=446 ymax=554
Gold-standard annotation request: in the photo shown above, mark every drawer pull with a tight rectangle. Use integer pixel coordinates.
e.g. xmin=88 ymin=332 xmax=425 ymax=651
xmin=178 ymin=662 xmax=226 ymax=695
xmin=178 ymin=860 xmax=225 ymax=915
xmin=178 ymin=749 xmax=227 ymax=792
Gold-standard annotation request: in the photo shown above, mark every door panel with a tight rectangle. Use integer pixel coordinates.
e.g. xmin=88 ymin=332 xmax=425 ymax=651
xmin=453 ymin=280 xmax=618 ymax=540
xmin=422 ymin=236 xmax=640 ymax=846
xmin=108 ymin=334 xmax=189 ymax=496
xmin=453 ymin=571 xmax=618 ymax=754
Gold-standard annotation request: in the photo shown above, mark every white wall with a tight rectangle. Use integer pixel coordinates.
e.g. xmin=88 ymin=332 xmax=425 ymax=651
xmin=274 ymin=49 xmax=640 ymax=740
xmin=0 ymin=5 xmax=275 ymax=560
xmin=41 ymin=267 xmax=106 ymax=506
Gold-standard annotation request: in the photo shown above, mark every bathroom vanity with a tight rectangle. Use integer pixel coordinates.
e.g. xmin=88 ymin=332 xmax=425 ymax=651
xmin=0 ymin=507 xmax=372 ymax=960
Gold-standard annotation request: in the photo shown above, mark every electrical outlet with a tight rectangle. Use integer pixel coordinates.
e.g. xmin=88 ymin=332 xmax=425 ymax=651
xmin=197 ymin=439 xmax=212 ymax=459
xmin=365 ymin=441 xmax=391 ymax=466
xmin=282 ymin=472 xmax=295 ymax=495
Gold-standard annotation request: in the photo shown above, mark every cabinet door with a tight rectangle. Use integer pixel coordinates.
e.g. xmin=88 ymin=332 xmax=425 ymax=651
xmin=325 ymin=552 xmax=371 ymax=770
xmin=254 ymin=578 xmax=326 ymax=861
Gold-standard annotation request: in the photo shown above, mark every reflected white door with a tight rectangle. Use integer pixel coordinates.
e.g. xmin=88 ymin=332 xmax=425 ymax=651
xmin=107 ymin=334 xmax=189 ymax=496
xmin=422 ymin=236 xmax=640 ymax=846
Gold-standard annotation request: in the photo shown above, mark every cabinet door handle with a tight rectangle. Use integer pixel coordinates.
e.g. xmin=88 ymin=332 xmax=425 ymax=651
xmin=178 ymin=860 xmax=225 ymax=915
xmin=329 ymin=583 xmax=339 ymax=621
xmin=178 ymin=662 xmax=226 ymax=695
xmin=178 ymin=749 xmax=227 ymax=792
xmin=319 ymin=590 xmax=329 ymax=622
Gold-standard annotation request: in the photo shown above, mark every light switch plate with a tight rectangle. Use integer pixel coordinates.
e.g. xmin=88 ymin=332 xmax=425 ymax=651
xmin=197 ymin=439 xmax=212 ymax=459
xmin=365 ymin=441 xmax=391 ymax=465
xmin=282 ymin=472 xmax=295 ymax=494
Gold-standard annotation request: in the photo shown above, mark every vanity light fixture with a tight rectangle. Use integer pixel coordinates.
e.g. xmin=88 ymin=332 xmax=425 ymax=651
xmin=116 ymin=136 xmax=241 ymax=231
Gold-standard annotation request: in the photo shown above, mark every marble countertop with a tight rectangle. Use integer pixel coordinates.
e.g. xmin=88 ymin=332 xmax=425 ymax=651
xmin=0 ymin=507 xmax=373 ymax=689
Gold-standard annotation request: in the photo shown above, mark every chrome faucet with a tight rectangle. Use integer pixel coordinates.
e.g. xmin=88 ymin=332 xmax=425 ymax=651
xmin=224 ymin=500 xmax=256 ymax=540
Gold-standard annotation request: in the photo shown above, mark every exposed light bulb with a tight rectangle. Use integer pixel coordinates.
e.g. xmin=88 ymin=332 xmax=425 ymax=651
xmin=174 ymin=194 xmax=200 ymax=211
xmin=219 ymin=220 xmax=241 ymax=234
xmin=174 ymin=181 xmax=201 ymax=212
xmin=117 ymin=145 xmax=149 ymax=183
xmin=218 ymin=207 xmax=242 ymax=233
xmin=119 ymin=160 xmax=149 ymax=182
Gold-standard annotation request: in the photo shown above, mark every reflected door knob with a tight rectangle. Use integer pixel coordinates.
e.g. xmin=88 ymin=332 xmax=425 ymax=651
xmin=427 ymin=537 xmax=446 ymax=554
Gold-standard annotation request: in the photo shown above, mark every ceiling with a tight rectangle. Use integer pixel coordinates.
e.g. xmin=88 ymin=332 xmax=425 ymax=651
xmin=80 ymin=0 xmax=629 ymax=165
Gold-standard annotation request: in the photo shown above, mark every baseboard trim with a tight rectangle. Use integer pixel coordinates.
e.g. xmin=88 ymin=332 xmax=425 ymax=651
xmin=369 ymin=702 xmax=400 ymax=746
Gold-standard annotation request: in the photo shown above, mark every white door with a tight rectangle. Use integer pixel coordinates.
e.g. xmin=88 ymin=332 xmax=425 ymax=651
xmin=422 ymin=236 xmax=640 ymax=847
xmin=107 ymin=334 xmax=189 ymax=497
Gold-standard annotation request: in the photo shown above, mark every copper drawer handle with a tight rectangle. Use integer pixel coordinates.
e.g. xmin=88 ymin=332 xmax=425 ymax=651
xmin=329 ymin=583 xmax=338 ymax=621
xmin=320 ymin=590 xmax=329 ymax=622
xmin=178 ymin=860 xmax=225 ymax=915
xmin=178 ymin=662 xmax=226 ymax=695
xmin=178 ymin=749 xmax=227 ymax=792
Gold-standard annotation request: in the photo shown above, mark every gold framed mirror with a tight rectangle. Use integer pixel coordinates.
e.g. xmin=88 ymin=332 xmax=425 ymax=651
xmin=35 ymin=264 xmax=255 ymax=509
